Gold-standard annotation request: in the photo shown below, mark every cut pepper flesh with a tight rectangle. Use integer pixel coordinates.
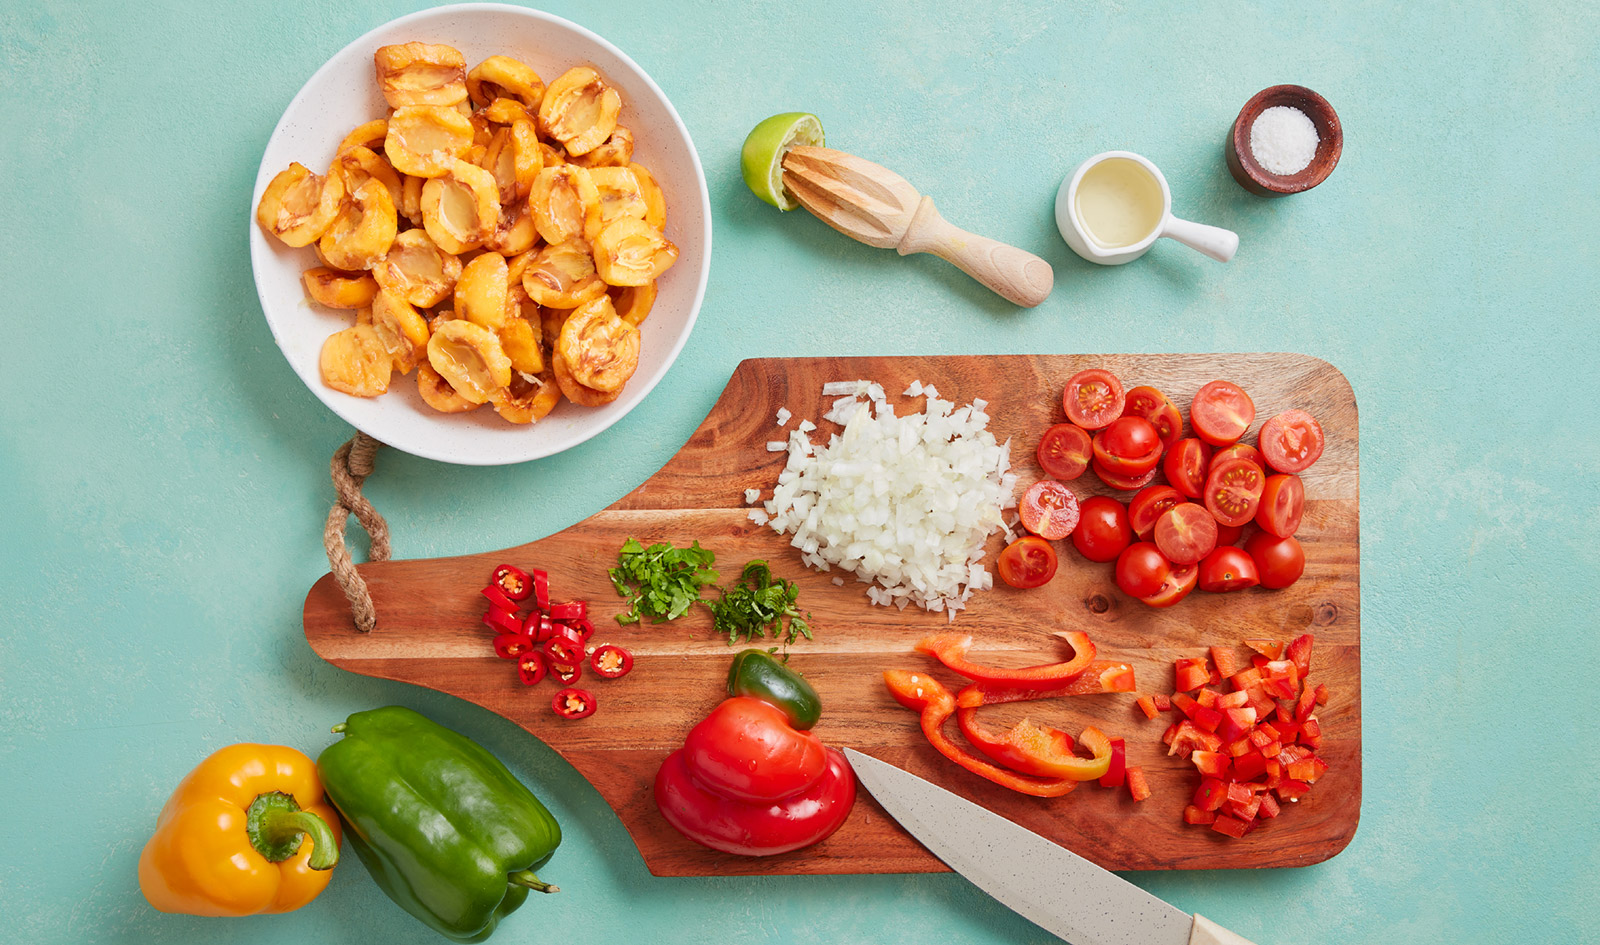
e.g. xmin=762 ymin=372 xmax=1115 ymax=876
xmin=955 ymin=709 xmax=1112 ymax=781
xmin=953 ymin=662 xmax=1136 ymax=708
xmin=915 ymin=631 xmax=1095 ymax=689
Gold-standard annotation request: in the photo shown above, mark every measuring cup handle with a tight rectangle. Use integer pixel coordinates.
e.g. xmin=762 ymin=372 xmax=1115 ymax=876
xmin=899 ymin=196 xmax=1054 ymax=307
xmin=1161 ymin=216 xmax=1239 ymax=263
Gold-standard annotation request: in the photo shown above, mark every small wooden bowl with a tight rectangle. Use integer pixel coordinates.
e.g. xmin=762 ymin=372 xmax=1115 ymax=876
xmin=1226 ymin=85 xmax=1342 ymax=196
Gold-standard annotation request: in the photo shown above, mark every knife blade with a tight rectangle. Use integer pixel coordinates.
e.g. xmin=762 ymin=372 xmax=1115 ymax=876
xmin=844 ymin=748 xmax=1259 ymax=945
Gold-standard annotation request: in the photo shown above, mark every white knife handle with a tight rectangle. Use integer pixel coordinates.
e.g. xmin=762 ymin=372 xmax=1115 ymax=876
xmin=1190 ymin=914 xmax=1261 ymax=945
xmin=897 ymin=196 xmax=1055 ymax=307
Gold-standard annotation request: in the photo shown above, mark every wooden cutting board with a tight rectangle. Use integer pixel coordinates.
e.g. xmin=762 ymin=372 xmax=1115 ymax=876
xmin=304 ymin=354 xmax=1360 ymax=876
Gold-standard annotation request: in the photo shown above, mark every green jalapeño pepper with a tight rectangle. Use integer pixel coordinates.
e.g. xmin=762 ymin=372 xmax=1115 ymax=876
xmin=726 ymin=649 xmax=821 ymax=730
xmin=317 ymin=707 xmax=561 ymax=942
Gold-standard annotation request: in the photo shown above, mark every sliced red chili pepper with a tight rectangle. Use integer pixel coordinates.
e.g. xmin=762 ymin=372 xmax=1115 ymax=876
xmin=553 ymin=661 xmax=582 ymax=685
xmin=552 ymin=687 xmax=596 ymax=719
xmin=882 ymin=670 xmax=1076 ymax=798
xmin=590 ymin=644 xmax=633 ymax=679
xmin=532 ymin=569 xmax=551 ymax=611
xmin=567 ymin=617 xmax=595 ymax=642
xmin=530 ymin=613 xmax=555 ymax=642
xmin=492 ymin=564 xmax=533 ymax=601
xmin=481 ymin=585 xmax=519 ymax=614
xmin=953 ymin=662 xmax=1137 ymax=708
xmin=543 ymin=635 xmax=583 ymax=668
xmin=955 ymin=709 xmax=1112 ymax=781
xmin=517 ymin=652 xmax=546 ymax=685
xmin=914 ymin=631 xmax=1095 ymax=689
xmin=548 ymin=600 xmax=587 ymax=621
xmin=493 ymin=633 xmax=534 ymax=660
xmin=1097 ymin=737 xmax=1127 ymax=788
xmin=482 ymin=608 xmax=523 ymax=636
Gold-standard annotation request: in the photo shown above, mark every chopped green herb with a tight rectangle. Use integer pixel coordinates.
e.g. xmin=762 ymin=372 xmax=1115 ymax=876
xmin=608 ymin=538 xmax=720 ymax=624
xmin=707 ymin=560 xmax=813 ymax=649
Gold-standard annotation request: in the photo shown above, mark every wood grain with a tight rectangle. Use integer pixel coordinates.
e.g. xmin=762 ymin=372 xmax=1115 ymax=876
xmin=304 ymin=354 xmax=1360 ymax=876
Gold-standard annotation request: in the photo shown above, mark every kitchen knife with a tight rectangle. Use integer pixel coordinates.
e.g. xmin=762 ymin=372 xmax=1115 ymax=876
xmin=844 ymin=748 xmax=1259 ymax=945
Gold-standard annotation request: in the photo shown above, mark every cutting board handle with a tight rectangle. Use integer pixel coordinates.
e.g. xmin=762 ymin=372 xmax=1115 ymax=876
xmin=897 ymin=196 xmax=1054 ymax=307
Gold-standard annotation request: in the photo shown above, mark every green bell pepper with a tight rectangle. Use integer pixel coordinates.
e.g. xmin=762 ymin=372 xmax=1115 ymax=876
xmin=317 ymin=706 xmax=562 ymax=943
xmin=726 ymin=649 xmax=822 ymax=729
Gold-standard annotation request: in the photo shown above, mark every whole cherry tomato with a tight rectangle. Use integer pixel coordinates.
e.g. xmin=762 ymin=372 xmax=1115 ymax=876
xmin=1121 ymin=385 xmax=1183 ymax=449
xmin=1190 ymin=380 xmax=1256 ymax=447
xmin=998 ymin=536 xmax=1058 ymax=588
xmin=1062 ymin=369 xmax=1125 ymax=430
xmin=1154 ymin=503 xmax=1219 ymax=566
xmin=1198 ymin=546 xmax=1260 ymax=592
xmin=1163 ymin=438 xmax=1212 ymax=499
xmin=1036 ymin=423 xmax=1093 ymax=480
xmin=682 ymin=697 xmax=827 ymax=802
xmin=1072 ymin=496 xmax=1132 ymax=562
xmin=1204 ymin=457 xmax=1266 ymax=528
xmin=1245 ymin=532 xmax=1306 ymax=589
xmin=1215 ymin=521 xmax=1244 ymax=547
xmin=655 ymin=745 xmax=856 ymax=857
xmin=1257 ymin=474 xmax=1305 ymax=538
xmin=1019 ymin=480 xmax=1081 ymax=540
xmin=1259 ymin=409 xmax=1325 ymax=473
xmin=1115 ymin=542 xmax=1171 ymax=599
xmin=1092 ymin=416 xmax=1163 ymax=476
xmin=1128 ymin=485 xmax=1184 ymax=542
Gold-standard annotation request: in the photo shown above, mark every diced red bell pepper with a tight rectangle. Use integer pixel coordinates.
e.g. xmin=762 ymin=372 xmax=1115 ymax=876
xmin=882 ymin=670 xmax=1078 ymax=797
xmin=1276 ymin=779 xmax=1311 ymax=802
xmin=517 ymin=652 xmax=546 ymax=685
xmin=1295 ymin=685 xmax=1318 ymax=722
xmin=1225 ymin=781 xmax=1255 ymax=806
xmin=1152 ymin=694 xmax=1172 ymax=712
xmin=1260 ymin=739 xmax=1281 ymax=759
xmin=1172 ymin=692 xmax=1199 ymax=718
xmin=1168 ymin=721 xmax=1223 ymax=758
xmin=1232 ymin=750 xmax=1268 ymax=782
xmin=491 ymin=564 xmax=533 ymax=601
xmin=1257 ymin=793 xmax=1282 ymax=819
xmin=1250 ymin=654 xmax=1269 ymax=669
xmin=1195 ymin=688 xmax=1220 ymax=710
xmin=1248 ymin=728 xmax=1274 ymax=749
xmin=1217 ymin=689 xmax=1249 ymax=710
xmin=1136 ymin=695 xmax=1160 ymax=720
xmin=953 ymin=662 xmax=1136 ymax=707
xmin=1211 ymin=814 xmax=1251 ymax=838
xmin=1285 ymin=633 xmax=1314 ymax=677
xmin=1216 ymin=707 xmax=1257 ymax=743
xmin=1314 ymin=683 xmax=1329 ymax=706
xmin=1126 ymin=765 xmax=1150 ymax=802
xmin=1192 ymin=705 xmax=1224 ymax=734
xmin=1209 ymin=646 xmax=1246 ymax=678
xmin=1299 ymin=716 xmax=1323 ymax=749
xmin=1261 ymin=672 xmax=1298 ymax=701
xmin=956 ymin=709 xmax=1112 ymax=781
xmin=1244 ymin=638 xmax=1285 ymax=660
xmin=1191 ymin=751 xmax=1230 ymax=779
xmin=1225 ymin=737 xmax=1254 ymax=758
xmin=914 ymin=631 xmax=1095 ymax=689
xmin=1174 ymin=657 xmax=1210 ymax=692
xmin=1097 ymin=738 xmax=1127 ymax=789
xmin=552 ymin=687 xmax=596 ymax=718
xmin=493 ymin=633 xmax=534 ymax=660
xmin=1183 ymin=805 xmax=1217 ymax=825
xmin=1193 ymin=777 xmax=1228 ymax=811
xmin=1245 ymin=686 xmax=1277 ymax=719
xmin=1229 ymin=667 xmax=1264 ymax=692
xmin=1225 ymin=794 xmax=1262 ymax=821
xmin=481 ymin=585 xmax=520 ymax=614
xmin=482 ymin=608 xmax=524 ymax=636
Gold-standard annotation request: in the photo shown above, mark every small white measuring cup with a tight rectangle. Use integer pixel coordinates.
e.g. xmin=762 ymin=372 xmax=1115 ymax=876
xmin=1055 ymin=151 xmax=1239 ymax=265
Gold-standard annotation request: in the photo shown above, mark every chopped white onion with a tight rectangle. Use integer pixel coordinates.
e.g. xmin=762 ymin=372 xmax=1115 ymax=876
xmin=766 ymin=441 xmax=787 ymax=452
xmin=776 ymin=407 xmax=791 ymax=426
xmin=744 ymin=488 xmax=760 ymax=504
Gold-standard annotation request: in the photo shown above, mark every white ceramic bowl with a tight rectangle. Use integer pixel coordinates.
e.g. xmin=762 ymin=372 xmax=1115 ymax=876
xmin=249 ymin=3 xmax=710 ymax=465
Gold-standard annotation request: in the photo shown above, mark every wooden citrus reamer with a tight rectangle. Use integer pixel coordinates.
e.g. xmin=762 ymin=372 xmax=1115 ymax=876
xmin=781 ymin=146 xmax=1055 ymax=307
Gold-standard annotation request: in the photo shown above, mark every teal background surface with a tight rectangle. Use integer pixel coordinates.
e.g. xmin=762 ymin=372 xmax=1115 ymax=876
xmin=3 ymin=1 xmax=1597 ymax=942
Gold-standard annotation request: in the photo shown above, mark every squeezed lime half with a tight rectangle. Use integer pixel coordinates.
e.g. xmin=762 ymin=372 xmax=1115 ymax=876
xmin=741 ymin=112 xmax=825 ymax=211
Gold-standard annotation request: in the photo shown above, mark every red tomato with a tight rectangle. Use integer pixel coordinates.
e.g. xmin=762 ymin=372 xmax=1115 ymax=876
xmin=1139 ymin=563 xmax=1199 ymax=608
xmin=1163 ymin=438 xmax=1212 ymax=499
xmin=1215 ymin=521 xmax=1243 ymax=547
xmin=1259 ymin=409 xmax=1325 ymax=473
xmin=1128 ymin=485 xmax=1184 ymax=542
xmin=1198 ymin=546 xmax=1260 ymax=592
xmin=998 ymin=536 xmax=1058 ymax=588
xmin=1203 ymin=457 xmax=1266 ymax=528
xmin=1213 ymin=442 xmax=1265 ymax=471
xmin=1122 ymin=385 xmax=1183 ymax=448
xmin=655 ymin=745 xmax=856 ymax=857
xmin=1020 ymin=480 xmax=1081 ymax=540
xmin=1115 ymin=542 xmax=1171 ymax=598
xmin=1256 ymin=474 xmax=1305 ymax=538
xmin=1092 ymin=460 xmax=1158 ymax=492
xmin=1062 ymin=369 xmax=1125 ymax=430
xmin=1191 ymin=381 xmax=1256 ymax=447
xmin=1154 ymin=503 xmax=1219 ymax=566
xmin=1037 ymin=423 xmax=1092 ymax=480
xmin=682 ymin=697 xmax=827 ymax=802
xmin=1092 ymin=416 xmax=1163 ymax=475
xmin=1072 ymin=496 xmax=1132 ymax=562
xmin=1245 ymin=532 xmax=1305 ymax=589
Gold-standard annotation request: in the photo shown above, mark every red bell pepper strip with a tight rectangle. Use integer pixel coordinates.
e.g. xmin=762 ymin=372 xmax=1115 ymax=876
xmin=552 ymin=687 xmax=596 ymax=719
xmin=493 ymin=633 xmax=534 ymax=660
xmin=590 ymin=644 xmax=633 ymax=679
xmin=1126 ymin=765 xmax=1151 ymax=802
xmin=1097 ymin=737 xmax=1126 ymax=789
xmin=914 ymin=631 xmax=1095 ymax=689
xmin=882 ymin=671 xmax=1077 ymax=798
xmin=491 ymin=564 xmax=533 ymax=601
xmin=481 ymin=608 xmax=523 ymax=636
xmin=516 ymin=652 xmax=546 ymax=685
xmin=481 ymin=585 xmax=520 ymax=614
xmin=532 ymin=569 xmax=551 ymax=611
xmin=954 ymin=662 xmax=1136 ymax=708
xmin=955 ymin=710 xmax=1112 ymax=781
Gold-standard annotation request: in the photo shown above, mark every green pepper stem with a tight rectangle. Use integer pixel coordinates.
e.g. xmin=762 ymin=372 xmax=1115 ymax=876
xmin=508 ymin=870 xmax=559 ymax=894
xmin=247 ymin=792 xmax=341 ymax=870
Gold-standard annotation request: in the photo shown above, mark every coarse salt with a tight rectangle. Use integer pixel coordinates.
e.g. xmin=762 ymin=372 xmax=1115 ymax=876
xmin=1249 ymin=105 xmax=1319 ymax=176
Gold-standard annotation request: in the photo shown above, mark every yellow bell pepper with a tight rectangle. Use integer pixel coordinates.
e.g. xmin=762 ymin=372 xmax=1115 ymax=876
xmin=138 ymin=743 xmax=341 ymax=916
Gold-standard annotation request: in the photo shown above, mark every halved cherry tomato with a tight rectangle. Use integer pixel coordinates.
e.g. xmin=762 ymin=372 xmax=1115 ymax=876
xmin=590 ymin=644 xmax=633 ymax=679
xmin=1037 ymin=423 xmax=1093 ymax=480
xmin=1115 ymin=541 xmax=1171 ymax=598
xmin=1198 ymin=546 xmax=1260 ymax=592
xmin=1139 ymin=563 xmax=1198 ymax=608
xmin=1259 ymin=409 xmax=1325 ymax=473
xmin=1128 ymin=485 xmax=1184 ymax=542
xmin=1191 ymin=381 xmax=1256 ymax=447
xmin=1154 ymin=503 xmax=1218 ymax=566
xmin=1062 ymin=369 xmax=1125 ymax=430
xmin=1092 ymin=416 xmax=1163 ymax=476
xmin=1213 ymin=442 xmax=1264 ymax=471
xmin=1245 ymin=533 xmax=1305 ymax=589
xmin=1122 ymin=385 xmax=1182 ymax=448
xmin=1215 ymin=521 xmax=1243 ymax=547
xmin=1163 ymin=438 xmax=1212 ymax=499
xmin=1203 ymin=457 xmax=1266 ymax=528
xmin=997 ymin=536 xmax=1058 ymax=588
xmin=1257 ymin=474 xmax=1305 ymax=537
xmin=1019 ymin=480 xmax=1081 ymax=540
xmin=1092 ymin=460 xmax=1158 ymax=492
xmin=1072 ymin=496 xmax=1132 ymax=562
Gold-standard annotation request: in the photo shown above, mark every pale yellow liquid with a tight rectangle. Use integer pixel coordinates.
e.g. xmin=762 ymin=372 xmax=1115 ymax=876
xmin=1075 ymin=158 xmax=1164 ymax=248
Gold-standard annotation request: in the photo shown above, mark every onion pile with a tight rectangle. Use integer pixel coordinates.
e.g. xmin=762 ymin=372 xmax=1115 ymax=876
xmin=748 ymin=380 xmax=1017 ymax=617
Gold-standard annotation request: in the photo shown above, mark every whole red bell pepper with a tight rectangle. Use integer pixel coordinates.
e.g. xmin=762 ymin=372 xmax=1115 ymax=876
xmin=914 ymin=631 xmax=1095 ymax=689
